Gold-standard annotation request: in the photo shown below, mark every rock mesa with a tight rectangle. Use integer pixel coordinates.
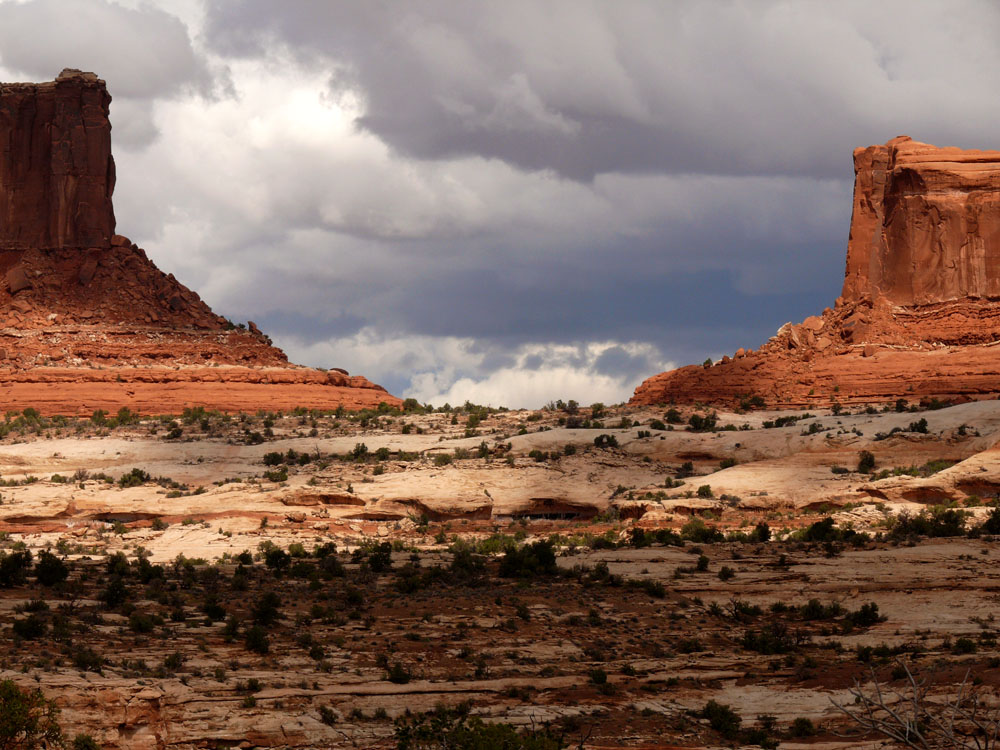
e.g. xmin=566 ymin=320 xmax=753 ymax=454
xmin=631 ymin=136 xmax=1000 ymax=408
xmin=0 ymin=70 xmax=398 ymax=414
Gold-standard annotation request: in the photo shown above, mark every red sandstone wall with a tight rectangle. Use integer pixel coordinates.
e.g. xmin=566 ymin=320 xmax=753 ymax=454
xmin=842 ymin=136 xmax=1000 ymax=306
xmin=631 ymin=137 xmax=1000 ymax=408
xmin=0 ymin=69 xmax=115 ymax=252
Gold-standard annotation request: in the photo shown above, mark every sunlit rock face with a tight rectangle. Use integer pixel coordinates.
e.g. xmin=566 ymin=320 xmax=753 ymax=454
xmin=843 ymin=136 xmax=1000 ymax=307
xmin=632 ymin=137 xmax=1000 ymax=409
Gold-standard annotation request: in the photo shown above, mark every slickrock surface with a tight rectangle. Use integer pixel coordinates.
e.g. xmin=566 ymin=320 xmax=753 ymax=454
xmin=0 ymin=400 xmax=997 ymax=748
xmin=632 ymin=136 xmax=1000 ymax=408
xmin=0 ymin=70 xmax=397 ymax=413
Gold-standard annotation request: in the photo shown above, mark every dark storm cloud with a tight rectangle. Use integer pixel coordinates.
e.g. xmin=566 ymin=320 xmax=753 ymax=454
xmin=208 ymin=168 xmax=849 ymax=359
xmin=203 ymin=0 xmax=1000 ymax=181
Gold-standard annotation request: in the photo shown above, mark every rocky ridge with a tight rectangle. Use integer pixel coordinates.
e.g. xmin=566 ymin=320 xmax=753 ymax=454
xmin=631 ymin=136 xmax=1000 ymax=408
xmin=0 ymin=70 xmax=396 ymax=413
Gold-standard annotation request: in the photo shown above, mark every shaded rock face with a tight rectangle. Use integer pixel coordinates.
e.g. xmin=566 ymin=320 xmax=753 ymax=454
xmin=631 ymin=137 xmax=1000 ymax=408
xmin=0 ymin=69 xmax=115 ymax=251
xmin=0 ymin=71 xmax=398 ymax=413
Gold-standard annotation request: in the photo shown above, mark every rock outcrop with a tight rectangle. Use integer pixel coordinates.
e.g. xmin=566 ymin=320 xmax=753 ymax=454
xmin=0 ymin=70 xmax=398 ymax=413
xmin=0 ymin=69 xmax=115 ymax=252
xmin=631 ymin=136 xmax=1000 ymax=408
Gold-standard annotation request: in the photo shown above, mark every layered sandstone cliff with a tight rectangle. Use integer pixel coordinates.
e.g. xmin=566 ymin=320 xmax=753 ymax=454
xmin=0 ymin=70 xmax=397 ymax=413
xmin=631 ymin=136 xmax=1000 ymax=408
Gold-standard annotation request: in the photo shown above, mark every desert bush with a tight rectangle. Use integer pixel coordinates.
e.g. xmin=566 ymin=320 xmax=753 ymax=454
xmin=688 ymin=412 xmax=718 ymax=432
xmin=888 ymin=508 xmax=967 ymax=540
xmin=680 ymin=518 xmax=724 ymax=544
xmin=394 ymin=703 xmax=565 ymax=749
xmin=264 ymin=547 xmax=290 ymax=571
xmin=0 ymin=680 xmax=63 ymax=749
xmin=499 ymin=540 xmax=557 ymax=578
xmin=252 ymin=591 xmax=283 ymax=627
xmin=593 ymin=434 xmax=619 ymax=448
xmin=789 ymin=717 xmax=816 ymax=737
xmin=700 ymin=699 xmax=741 ymax=739
xmin=741 ymin=623 xmax=798 ymax=654
xmin=244 ymin=625 xmax=269 ymax=654
xmin=11 ymin=614 xmax=47 ymax=640
xmin=33 ymin=552 xmax=68 ymax=587
xmin=71 ymin=735 xmax=101 ymax=750
xmin=386 ymin=661 xmax=411 ymax=684
xmin=118 ymin=467 xmax=150 ymax=488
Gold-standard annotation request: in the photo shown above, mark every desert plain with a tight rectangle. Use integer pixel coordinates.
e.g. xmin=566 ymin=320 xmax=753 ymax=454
xmin=0 ymin=399 xmax=998 ymax=748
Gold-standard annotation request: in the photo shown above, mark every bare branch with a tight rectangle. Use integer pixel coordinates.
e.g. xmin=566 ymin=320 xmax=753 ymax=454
xmin=831 ymin=659 xmax=1000 ymax=750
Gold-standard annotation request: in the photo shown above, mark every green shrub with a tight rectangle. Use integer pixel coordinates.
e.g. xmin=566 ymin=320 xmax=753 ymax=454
xmin=0 ymin=551 xmax=33 ymax=587
xmin=262 ymin=451 xmax=284 ymax=466
xmin=128 ymin=612 xmax=157 ymax=633
xmin=264 ymin=548 xmax=290 ymax=570
xmin=34 ymin=552 xmax=68 ymax=587
xmin=688 ymin=412 xmax=718 ymax=432
xmin=789 ymin=717 xmax=816 ymax=737
xmin=499 ymin=540 xmax=557 ymax=578
xmin=245 ymin=625 xmax=269 ymax=654
xmin=118 ymin=467 xmax=150 ymax=488
xmin=952 ymin=637 xmax=977 ymax=654
xmin=845 ymin=602 xmax=883 ymax=628
xmin=263 ymin=467 xmax=288 ymax=482
xmin=978 ymin=505 xmax=1000 ymax=535
xmin=889 ymin=508 xmax=967 ymax=540
xmin=680 ymin=518 xmax=723 ymax=544
xmin=593 ymin=434 xmax=619 ymax=448
xmin=700 ymin=699 xmax=741 ymax=739
xmin=12 ymin=614 xmax=47 ymax=640
xmin=72 ymin=734 xmax=101 ymax=750
xmin=394 ymin=703 xmax=565 ymax=749
xmin=252 ymin=591 xmax=283 ymax=626
xmin=741 ymin=623 xmax=795 ymax=654
xmin=0 ymin=680 xmax=63 ymax=749
xmin=386 ymin=662 xmax=411 ymax=684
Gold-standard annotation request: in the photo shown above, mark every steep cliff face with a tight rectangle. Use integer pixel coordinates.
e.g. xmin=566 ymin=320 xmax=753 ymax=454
xmin=0 ymin=71 xmax=398 ymax=414
xmin=0 ymin=69 xmax=115 ymax=251
xmin=842 ymin=136 xmax=1000 ymax=307
xmin=631 ymin=137 xmax=1000 ymax=409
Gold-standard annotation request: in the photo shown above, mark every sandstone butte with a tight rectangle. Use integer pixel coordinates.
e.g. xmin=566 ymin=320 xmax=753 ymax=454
xmin=0 ymin=70 xmax=399 ymax=415
xmin=631 ymin=135 xmax=1000 ymax=409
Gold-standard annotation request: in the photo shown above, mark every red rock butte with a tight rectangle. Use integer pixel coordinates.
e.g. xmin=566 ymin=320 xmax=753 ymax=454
xmin=631 ymin=135 xmax=1000 ymax=408
xmin=0 ymin=70 xmax=399 ymax=414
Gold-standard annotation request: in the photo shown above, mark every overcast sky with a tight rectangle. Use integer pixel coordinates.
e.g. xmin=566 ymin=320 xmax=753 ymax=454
xmin=1 ymin=0 xmax=997 ymax=407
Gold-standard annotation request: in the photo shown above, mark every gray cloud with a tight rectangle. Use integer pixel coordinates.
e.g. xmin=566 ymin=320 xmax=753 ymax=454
xmin=5 ymin=1 xmax=995 ymax=406
xmin=0 ymin=0 xmax=219 ymax=146
xmin=204 ymin=0 xmax=1000 ymax=180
